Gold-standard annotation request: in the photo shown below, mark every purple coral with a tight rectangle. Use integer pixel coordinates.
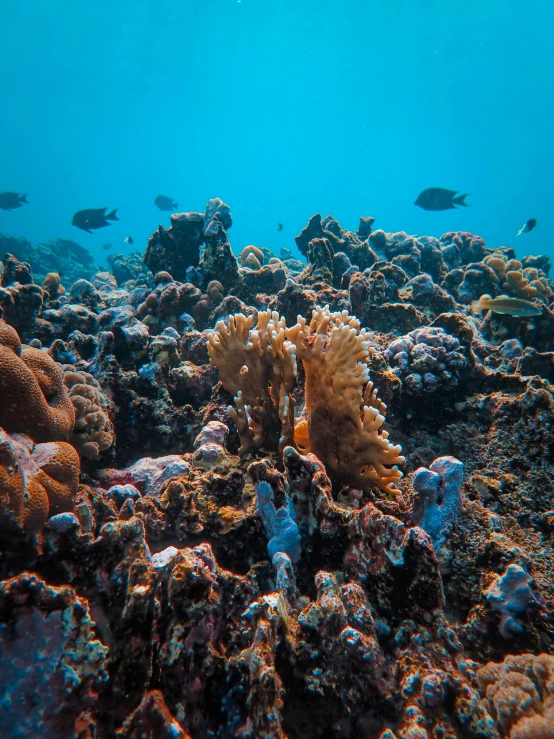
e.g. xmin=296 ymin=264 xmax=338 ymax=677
xmin=412 ymin=456 xmax=464 ymax=551
xmin=386 ymin=326 xmax=467 ymax=395
xmin=484 ymin=563 xmax=536 ymax=639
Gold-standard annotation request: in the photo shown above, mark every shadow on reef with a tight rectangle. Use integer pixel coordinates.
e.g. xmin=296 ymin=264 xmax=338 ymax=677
xmin=1 ymin=198 xmax=554 ymax=738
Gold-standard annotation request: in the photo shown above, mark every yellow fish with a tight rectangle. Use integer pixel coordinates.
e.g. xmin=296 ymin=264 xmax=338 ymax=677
xmin=471 ymin=294 xmax=542 ymax=317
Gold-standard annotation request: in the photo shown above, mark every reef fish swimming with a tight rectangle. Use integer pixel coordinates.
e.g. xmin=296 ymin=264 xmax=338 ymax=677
xmin=471 ymin=294 xmax=542 ymax=317
xmin=0 ymin=192 xmax=28 ymax=211
xmin=124 ymin=236 xmax=134 ymax=245
xmin=516 ymin=218 xmax=537 ymax=237
xmin=72 ymin=207 xmax=119 ymax=234
xmin=415 ymin=188 xmax=469 ymax=211
xmin=154 ymin=195 xmax=178 ymax=211
xmin=276 ymin=222 xmax=284 ymax=232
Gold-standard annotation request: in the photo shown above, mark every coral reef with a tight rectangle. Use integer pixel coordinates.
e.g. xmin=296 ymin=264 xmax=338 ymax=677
xmin=0 ymin=573 xmax=108 ymax=738
xmin=208 ymin=310 xmax=297 ymax=454
xmin=208 ymin=305 xmax=404 ymax=494
xmin=412 ymin=455 xmax=464 ymax=551
xmin=0 ymin=429 xmax=80 ymax=536
xmin=387 ymin=326 xmax=468 ymax=396
xmin=0 ymin=319 xmax=75 ymax=441
xmin=1 ymin=202 xmax=554 ymax=737
xmin=475 ymin=653 xmax=554 ymax=737
xmin=62 ymin=366 xmax=115 ymax=461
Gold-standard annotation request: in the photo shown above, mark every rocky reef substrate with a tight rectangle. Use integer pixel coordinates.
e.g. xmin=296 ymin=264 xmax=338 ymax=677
xmin=1 ymin=198 xmax=554 ymax=738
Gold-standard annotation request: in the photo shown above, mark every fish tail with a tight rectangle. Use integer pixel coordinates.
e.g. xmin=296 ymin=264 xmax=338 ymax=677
xmin=453 ymin=193 xmax=469 ymax=207
xmin=19 ymin=194 xmax=29 ymax=203
xmin=106 ymin=208 xmax=119 ymax=221
xmin=516 ymin=228 xmax=523 ymax=237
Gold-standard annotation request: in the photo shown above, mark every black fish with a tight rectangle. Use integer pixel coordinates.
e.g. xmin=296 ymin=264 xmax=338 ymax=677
xmin=0 ymin=192 xmax=28 ymax=211
xmin=155 ymin=195 xmax=178 ymax=211
xmin=516 ymin=218 xmax=537 ymax=237
xmin=415 ymin=188 xmax=469 ymax=211
xmin=276 ymin=222 xmax=284 ymax=232
xmin=72 ymin=207 xmax=119 ymax=234
xmin=124 ymin=236 xmax=134 ymax=245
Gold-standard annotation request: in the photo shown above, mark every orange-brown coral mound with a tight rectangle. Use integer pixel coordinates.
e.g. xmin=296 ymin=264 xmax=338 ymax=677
xmin=0 ymin=430 xmax=80 ymax=535
xmin=0 ymin=319 xmax=75 ymax=442
xmin=477 ymin=653 xmax=554 ymax=738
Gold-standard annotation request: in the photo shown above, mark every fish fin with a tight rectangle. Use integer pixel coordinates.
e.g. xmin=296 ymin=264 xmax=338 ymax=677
xmin=453 ymin=193 xmax=469 ymax=207
xmin=106 ymin=209 xmax=119 ymax=221
xmin=19 ymin=194 xmax=29 ymax=203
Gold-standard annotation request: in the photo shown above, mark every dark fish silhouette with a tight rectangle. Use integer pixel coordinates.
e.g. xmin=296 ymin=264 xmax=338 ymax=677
xmin=415 ymin=188 xmax=469 ymax=211
xmin=516 ymin=218 xmax=537 ymax=237
xmin=72 ymin=207 xmax=119 ymax=234
xmin=155 ymin=195 xmax=178 ymax=211
xmin=0 ymin=192 xmax=28 ymax=211
xmin=276 ymin=222 xmax=284 ymax=232
xmin=101 ymin=243 xmax=113 ymax=250
xmin=124 ymin=236 xmax=134 ymax=245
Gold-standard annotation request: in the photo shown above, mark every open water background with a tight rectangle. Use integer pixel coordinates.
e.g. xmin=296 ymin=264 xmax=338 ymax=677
xmin=1 ymin=0 xmax=552 ymax=264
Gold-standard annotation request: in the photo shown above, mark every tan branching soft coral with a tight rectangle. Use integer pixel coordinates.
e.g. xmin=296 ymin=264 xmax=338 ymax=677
xmin=0 ymin=319 xmax=75 ymax=442
xmin=209 ymin=306 xmax=404 ymax=495
xmin=293 ymin=306 xmax=404 ymax=495
xmin=62 ymin=368 xmax=115 ymax=461
xmin=476 ymin=653 xmax=554 ymax=738
xmin=207 ymin=311 xmax=297 ymax=454
xmin=0 ymin=429 xmax=80 ymax=535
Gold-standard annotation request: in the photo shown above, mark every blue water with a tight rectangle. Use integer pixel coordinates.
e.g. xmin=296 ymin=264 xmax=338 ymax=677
xmin=2 ymin=0 xmax=553 ymax=265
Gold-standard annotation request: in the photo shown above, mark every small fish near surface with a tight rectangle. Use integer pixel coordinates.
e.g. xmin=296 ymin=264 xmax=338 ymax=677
xmin=471 ymin=294 xmax=542 ymax=317
xmin=516 ymin=218 xmax=537 ymax=237
xmin=276 ymin=222 xmax=284 ymax=232
xmin=124 ymin=236 xmax=134 ymax=245
xmin=72 ymin=207 xmax=119 ymax=234
xmin=0 ymin=192 xmax=29 ymax=211
xmin=415 ymin=188 xmax=469 ymax=211
xmin=154 ymin=195 xmax=178 ymax=211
